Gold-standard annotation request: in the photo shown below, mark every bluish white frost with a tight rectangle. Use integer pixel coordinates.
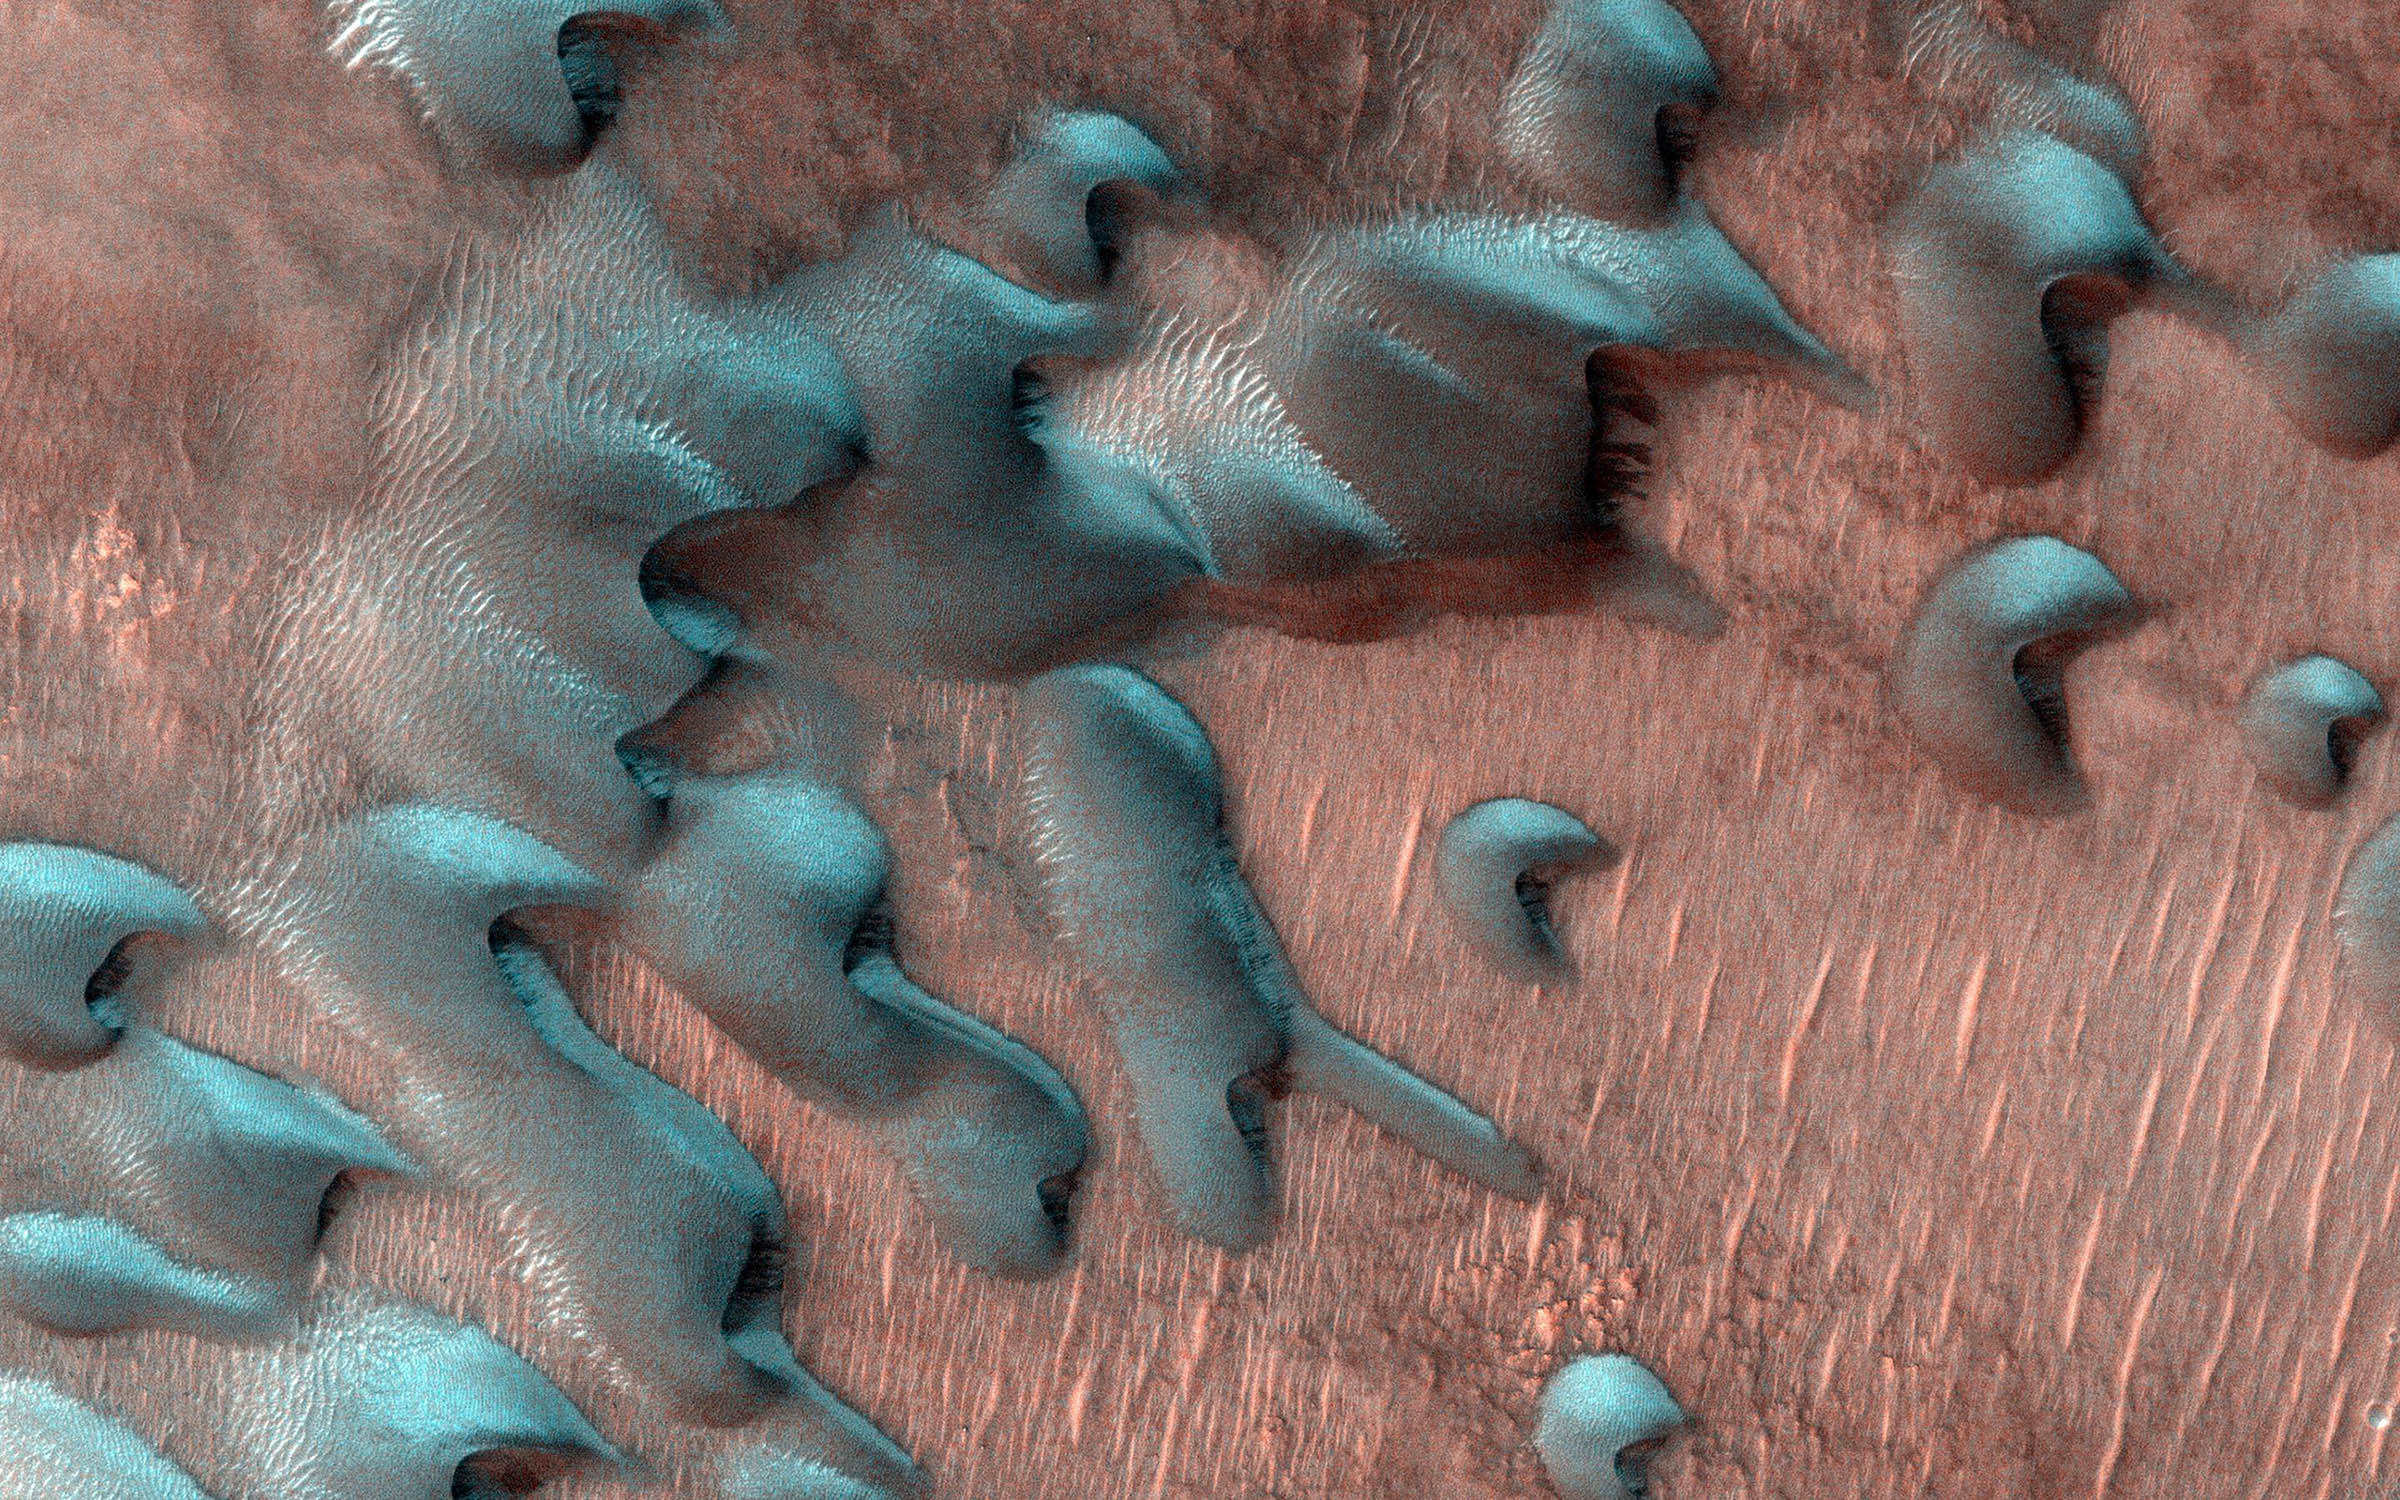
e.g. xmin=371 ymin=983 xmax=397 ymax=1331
xmin=328 ymin=0 xmax=728 ymax=174
xmin=349 ymin=204 xmax=1103 ymax=1275
xmin=1497 ymin=0 xmax=1719 ymax=217
xmin=6 ymin=1031 xmax=410 ymax=1284
xmin=769 ymin=209 xmax=1208 ymax=674
xmin=0 ymin=842 xmax=410 ymax=1290
xmin=2342 ymin=806 xmax=2400 ymax=1041
xmin=2338 ymin=814 xmax=2400 ymax=1034
xmin=1435 ymin=799 xmax=1614 ymax=983
xmin=2252 ymin=255 xmax=2400 ymax=459
xmin=266 ymin=166 xmax=861 ymax=883
xmin=1273 ymin=213 xmax=1664 ymax=560
xmin=976 ymin=110 xmax=1183 ymax=294
xmin=0 ymin=1375 xmax=215 ymax=1500
xmin=488 ymin=928 xmax=929 ymax=1494
xmin=0 ymin=1213 xmax=283 ymax=1339
xmin=211 ymin=1296 xmax=616 ymax=1500
xmin=1264 ymin=201 xmax=1863 ymax=560
xmin=719 ymin=1449 xmax=903 ymax=1500
xmin=1020 ymin=665 xmax=1538 ymax=1250
xmin=1534 ymin=1354 xmax=1688 ymax=1500
xmin=1525 ymin=207 xmax=1864 ymax=401
xmin=2241 ymin=655 xmax=2383 ymax=807
xmin=619 ymin=771 xmax=1090 ymax=1279
xmin=2342 ymin=811 xmax=2400 ymax=1022
xmin=1040 ymin=21 xmax=1857 ymax=620
xmin=1053 ymin=199 xmax=1854 ymax=610
xmin=0 ymin=843 xmax=203 ymax=1068
xmin=1054 ymin=289 xmax=1407 ymax=582
xmin=1892 ymin=536 xmax=2137 ymax=813
xmin=1887 ymin=129 xmax=2183 ymax=485
xmin=1890 ymin=1 xmax=2146 ymax=176
xmin=268 ymin=805 xmax=920 ymax=1491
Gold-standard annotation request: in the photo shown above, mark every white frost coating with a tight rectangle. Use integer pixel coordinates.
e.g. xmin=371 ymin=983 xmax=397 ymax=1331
xmin=1887 ymin=129 xmax=2181 ymax=485
xmin=1434 ymin=798 xmax=1613 ymax=982
xmin=0 ymin=1212 xmax=283 ymax=1338
xmin=2242 ymin=655 xmax=2383 ymax=807
xmin=1055 ymin=287 xmax=1405 ymax=582
xmin=1526 ymin=207 xmax=1866 ymax=403
xmin=328 ymin=0 xmax=729 ymax=174
xmin=1021 ymin=10 xmax=1861 ymax=620
xmin=2252 ymin=255 xmax=2400 ymax=459
xmin=621 ymin=772 xmax=1091 ymax=1280
xmin=264 ymin=805 xmax=923 ymax=1489
xmin=1498 ymin=0 xmax=1719 ymax=217
xmin=1891 ymin=1 xmax=2146 ymax=175
xmin=769 ymin=208 xmax=1209 ymax=674
xmin=259 ymin=800 xmax=606 ymax=994
xmin=1534 ymin=1354 xmax=1688 ymax=1500
xmin=352 ymin=804 xmax=608 ymax=927
xmin=138 ymin=1035 xmax=412 ymax=1267
xmin=0 ymin=842 xmax=203 ymax=1068
xmin=0 ymin=924 xmax=411 ymax=1292
xmin=720 ymin=1449 xmax=901 ymax=1500
xmin=2337 ymin=814 xmax=2400 ymax=1034
xmin=978 ymin=110 xmax=1182 ymax=294
xmin=215 ymin=1299 xmax=616 ymax=1500
xmin=264 ymin=164 xmax=861 ymax=886
xmin=0 ymin=1376 xmax=215 ymax=1500
xmin=1020 ymin=665 xmax=1538 ymax=1249
xmin=1269 ymin=201 xmax=1864 ymax=560
xmin=1892 ymin=536 xmax=2136 ymax=813
xmin=1055 ymin=196 xmax=1859 ymax=593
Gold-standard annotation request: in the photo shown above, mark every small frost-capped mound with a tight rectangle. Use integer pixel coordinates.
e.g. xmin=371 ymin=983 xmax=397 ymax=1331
xmin=1534 ymin=1353 xmax=1688 ymax=1500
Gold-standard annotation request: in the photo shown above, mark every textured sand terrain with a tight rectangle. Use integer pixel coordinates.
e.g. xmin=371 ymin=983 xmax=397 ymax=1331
xmin=2 ymin=1 xmax=2397 ymax=1497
